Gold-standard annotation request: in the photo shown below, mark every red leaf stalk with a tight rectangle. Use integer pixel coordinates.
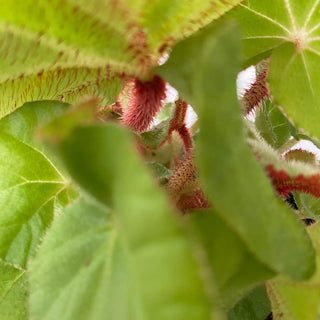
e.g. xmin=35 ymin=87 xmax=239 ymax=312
xmin=177 ymin=188 xmax=209 ymax=211
xmin=167 ymin=155 xmax=196 ymax=195
xmin=162 ymin=98 xmax=193 ymax=156
xmin=242 ymin=62 xmax=269 ymax=115
xmin=121 ymin=75 xmax=166 ymax=133
xmin=266 ymin=164 xmax=320 ymax=198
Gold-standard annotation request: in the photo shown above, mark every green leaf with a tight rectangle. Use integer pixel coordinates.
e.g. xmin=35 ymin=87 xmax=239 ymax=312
xmin=0 ymin=0 xmax=241 ymax=117
xmin=266 ymin=222 xmax=320 ymax=320
xmin=158 ymin=19 xmax=315 ymax=280
xmin=148 ymin=162 xmax=172 ymax=181
xmin=255 ymin=98 xmax=292 ymax=149
xmin=38 ymin=98 xmax=99 ymax=144
xmin=231 ymin=0 xmax=320 ymax=138
xmin=0 ymin=101 xmax=76 ymax=267
xmin=295 ymin=192 xmax=320 ymax=219
xmin=136 ymin=0 xmax=242 ymax=50
xmin=55 ymin=123 xmax=225 ymax=320
xmin=190 ymin=209 xmax=275 ymax=308
xmin=228 ymin=285 xmax=271 ymax=320
xmin=0 ymin=68 xmax=123 ymax=119
xmin=29 ymin=199 xmax=132 ymax=320
xmin=139 ymin=103 xmax=176 ymax=149
xmin=0 ymin=259 xmax=27 ymax=320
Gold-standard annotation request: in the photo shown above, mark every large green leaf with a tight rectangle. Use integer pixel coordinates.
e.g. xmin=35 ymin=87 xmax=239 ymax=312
xmin=0 ymin=101 xmax=76 ymax=268
xmin=0 ymin=0 xmax=240 ymax=118
xmin=49 ymin=123 xmax=225 ymax=320
xmin=158 ymin=20 xmax=315 ymax=280
xmin=231 ymin=0 xmax=320 ymax=138
xmin=0 ymin=259 xmax=27 ymax=320
xmin=29 ymin=199 xmax=132 ymax=320
xmin=190 ymin=209 xmax=275 ymax=308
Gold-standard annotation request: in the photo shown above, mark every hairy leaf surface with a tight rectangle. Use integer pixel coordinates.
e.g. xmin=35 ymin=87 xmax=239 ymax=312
xmin=0 ymin=259 xmax=27 ymax=320
xmin=255 ymin=98 xmax=293 ymax=149
xmin=190 ymin=209 xmax=275 ymax=307
xmin=29 ymin=199 xmax=132 ymax=320
xmin=158 ymin=20 xmax=315 ymax=280
xmin=47 ymin=123 xmax=226 ymax=320
xmin=0 ymin=0 xmax=240 ymax=117
xmin=0 ymin=101 xmax=76 ymax=268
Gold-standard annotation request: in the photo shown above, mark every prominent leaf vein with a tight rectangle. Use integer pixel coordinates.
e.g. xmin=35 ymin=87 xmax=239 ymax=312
xmin=303 ymin=0 xmax=320 ymax=29
xmin=307 ymin=21 xmax=320 ymax=35
xmin=239 ymin=4 xmax=291 ymax=34
xmin=19 ymin=139 xmax=66 ymax=181
xmin=283 ymin=51 xmax=298 ymax=75
xmin=0 ymin=269 xmax=25 ymax=306
xmin=301 ymin=51 xmax=314 ymax=94
xmin=284 ymin=0 xmax=297 ymax=31
xmin=0 ymin=181 xmax=64 ymax=193
xmin=306 ymin=46 xmax=320 ymax=57
xmin=308 ymin=36 xmax=320 ymax=42
xmin=243 ymin=35 xmax=290 ymax=40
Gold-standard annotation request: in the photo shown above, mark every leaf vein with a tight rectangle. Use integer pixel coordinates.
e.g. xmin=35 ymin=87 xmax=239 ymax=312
xmin=239 ymin=4 xmax=291 ymax=34
xmin=304 ymin=0 xmax=320 ymax=29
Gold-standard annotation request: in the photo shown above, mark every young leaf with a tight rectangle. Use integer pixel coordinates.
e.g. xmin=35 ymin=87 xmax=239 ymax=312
xmin=29 ymin=199 xmax=132 ymax=320
xmin=0 ymin=259 xmax=27 ymax=320
xmin=228 ymin=285 xmax=271 ymax=320
xmin=0 ymin=101 xmax=76 ymax=268
xmin=295 ymin=192 xmax=320 ymax=220
xmin=231 ymin=0 xmax=320 ymax=138
xmin=54 ymin=123 xmax=224 ymax=320
xmin=255 ymin=98 xmax=292 ymax=149
xmin=158 ymin=20 xmax=315 ymax=280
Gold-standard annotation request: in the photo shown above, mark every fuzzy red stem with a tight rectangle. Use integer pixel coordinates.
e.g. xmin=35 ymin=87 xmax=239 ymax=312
xmin=121 ymin=75 xmax=166 ymax=133
xmin=266 ymin=164 xmax=320 ymax=198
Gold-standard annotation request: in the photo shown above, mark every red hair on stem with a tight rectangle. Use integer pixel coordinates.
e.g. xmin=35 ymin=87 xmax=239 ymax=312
xmin=266 ymin=164 xmax=320 ymax=198
xmin=242 ymin=62 xmax=269 ymax=115
xmin=121 ymin=75 xmax=166 ymax=133
xmin=158 ymin=98 xmax=194 ymax=156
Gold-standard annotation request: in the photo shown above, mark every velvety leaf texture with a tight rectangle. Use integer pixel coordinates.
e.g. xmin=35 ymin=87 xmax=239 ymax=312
xmin=190 ymin=209 xmax=275 ymax=308
xmin=47 ymin=123 xmax=226 ymax=320
xmin=255 ymin=98 xmax=292 ymax=149
xmin=29 ymin=199 xmax=132 ymax=320
xmin=231 ymin=0 xmax=320 ymax=139
xmin=0 ymin=0 xmax=241 ymax=118
xmin=0 ymin=101 xmax=76 ymax=268
xmin=158 ymin=20 xmax=316 ymax=280
xmin=0 ymin=259 xmax=27 ymax=320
